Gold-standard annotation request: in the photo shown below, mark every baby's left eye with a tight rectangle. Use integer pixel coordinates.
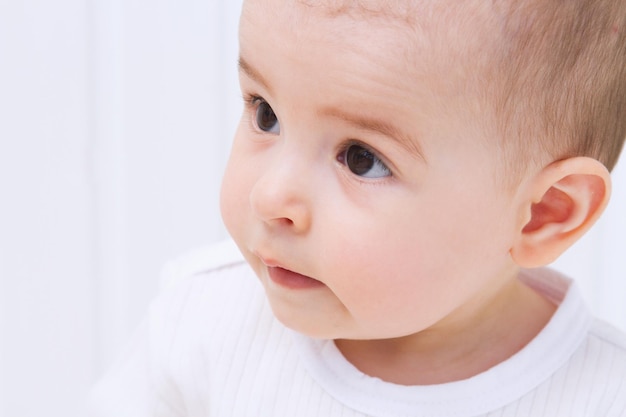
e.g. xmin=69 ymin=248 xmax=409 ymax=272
xmin=338 ymin=144 xmax=391 ymax=178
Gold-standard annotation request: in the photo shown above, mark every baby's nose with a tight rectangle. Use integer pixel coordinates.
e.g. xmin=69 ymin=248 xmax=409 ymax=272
xmin=249 ymin=160 xmax=312 ymax=234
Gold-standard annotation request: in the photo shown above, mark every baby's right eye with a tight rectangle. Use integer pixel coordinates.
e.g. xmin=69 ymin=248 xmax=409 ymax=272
xmin=254 ymin=99 xmax=280 ymax=134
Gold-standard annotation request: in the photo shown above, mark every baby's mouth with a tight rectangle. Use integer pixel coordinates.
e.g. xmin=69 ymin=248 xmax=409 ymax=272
xmin=267 ymin=266 xmax=325 ymax=290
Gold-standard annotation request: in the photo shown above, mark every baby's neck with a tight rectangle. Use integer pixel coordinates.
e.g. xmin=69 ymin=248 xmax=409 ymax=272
xmin=335 ymin=275 xmax=556 ymax=386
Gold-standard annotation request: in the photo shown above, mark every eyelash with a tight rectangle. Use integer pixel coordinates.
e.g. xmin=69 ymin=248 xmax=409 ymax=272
xmin=243 ymin=93 xmax=262 ymax=108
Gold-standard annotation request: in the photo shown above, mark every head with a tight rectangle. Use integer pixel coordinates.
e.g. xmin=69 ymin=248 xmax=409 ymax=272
xmin=220 ymin=0 xmax=624 ymax=340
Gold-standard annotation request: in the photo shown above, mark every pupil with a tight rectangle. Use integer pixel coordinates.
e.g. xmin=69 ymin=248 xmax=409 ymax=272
xmin=257 ymin=102 xmax=277 ymax=131
xmin=346 ymin=146 xmax=374 ymax=175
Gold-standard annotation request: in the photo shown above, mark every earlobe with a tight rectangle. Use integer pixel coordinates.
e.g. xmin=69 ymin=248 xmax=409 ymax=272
xmin=510 ymin=157 xmax=611 ymax=268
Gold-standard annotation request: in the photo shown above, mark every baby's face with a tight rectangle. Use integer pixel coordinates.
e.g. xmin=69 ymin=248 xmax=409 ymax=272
xmin=221 ymin=0 xmax=523 ymax=339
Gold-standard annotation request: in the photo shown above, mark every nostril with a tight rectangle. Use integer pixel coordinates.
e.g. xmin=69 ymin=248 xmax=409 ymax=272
xmin=277 ymin=217 xmax=294 ymax=227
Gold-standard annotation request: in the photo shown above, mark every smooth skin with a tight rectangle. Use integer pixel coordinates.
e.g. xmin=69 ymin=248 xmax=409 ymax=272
xmin=220 ymin=0 xmax=610 ymax=385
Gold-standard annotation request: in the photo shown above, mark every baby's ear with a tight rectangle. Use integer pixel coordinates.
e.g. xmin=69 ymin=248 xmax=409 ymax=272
xmin=510 ymin=157 xmax=611 ymax=268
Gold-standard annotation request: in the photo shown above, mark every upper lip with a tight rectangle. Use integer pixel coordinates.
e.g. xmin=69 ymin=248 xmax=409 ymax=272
xmin=254 ymin=250 xmax=311 ymax=277
xmin=254 ymin=250 xmax=284 ymax=269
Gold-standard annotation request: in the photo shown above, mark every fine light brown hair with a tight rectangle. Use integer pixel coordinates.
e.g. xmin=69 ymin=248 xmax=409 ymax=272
xmin=490 ymin=0 xmax=626 ymax=179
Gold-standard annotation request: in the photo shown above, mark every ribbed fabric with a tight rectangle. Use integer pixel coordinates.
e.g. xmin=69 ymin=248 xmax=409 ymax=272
xmin=90 ymin=240 xmax=626 ymax=417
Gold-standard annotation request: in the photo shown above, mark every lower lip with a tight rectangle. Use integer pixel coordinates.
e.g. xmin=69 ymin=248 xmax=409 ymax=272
xmin=267 ymin=267 xmax=325 ymax=290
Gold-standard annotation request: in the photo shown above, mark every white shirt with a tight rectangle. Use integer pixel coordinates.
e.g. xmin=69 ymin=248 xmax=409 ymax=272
xmin=90 ymin=240 xmax=626 ymax=417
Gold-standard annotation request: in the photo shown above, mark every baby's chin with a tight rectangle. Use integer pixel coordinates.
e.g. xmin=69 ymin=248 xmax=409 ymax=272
xmin=270 ymin=308 xmax=339 ymax=339
xmin=269 ymin=306 xmax=419 ymax=342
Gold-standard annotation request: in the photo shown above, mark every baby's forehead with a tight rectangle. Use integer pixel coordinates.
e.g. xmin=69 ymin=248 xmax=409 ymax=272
xmin=296 ymin=0 xmax=420 ymax=25
xmin=243 ymin=0 xmax=510 ymax=97
xmin=292 ymin=0 xmax=507 ymax=60
xmin=296 ymin=0 xmax=502 ymax=28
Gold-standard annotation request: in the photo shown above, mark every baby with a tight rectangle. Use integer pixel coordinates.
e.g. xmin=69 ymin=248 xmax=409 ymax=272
xmin=91 ymin=0 xmax=626 ymax=415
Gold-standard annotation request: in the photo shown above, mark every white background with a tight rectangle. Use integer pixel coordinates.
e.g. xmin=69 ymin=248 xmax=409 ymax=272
xmin=0 ymin=1 xmax=624 ymax=416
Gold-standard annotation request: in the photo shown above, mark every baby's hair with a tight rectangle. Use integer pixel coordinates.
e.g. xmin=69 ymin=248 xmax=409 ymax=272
xmin=491 ymin=0 xmax=626 ymax=179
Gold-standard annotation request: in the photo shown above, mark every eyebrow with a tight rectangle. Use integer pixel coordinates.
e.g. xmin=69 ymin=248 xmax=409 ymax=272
xmin=238 ymin=56 xmax=269 ymax=89
xmin=238 ymin=55 xmax=424 ymax=160
xmin=319 ymin=108 xmax=425 ymax=160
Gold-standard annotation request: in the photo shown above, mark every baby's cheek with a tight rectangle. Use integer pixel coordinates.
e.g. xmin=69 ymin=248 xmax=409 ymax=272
xmin=220 ymin=164 xmax=247 ymax=235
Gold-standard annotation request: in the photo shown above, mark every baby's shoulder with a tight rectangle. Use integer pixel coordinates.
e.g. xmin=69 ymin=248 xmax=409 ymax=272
xmin=579 ymin=319 xmax=626 ymax=409
xmin=159 ymin=239 xmax=246 ymax=289
xmin=147 ymin=240 xmax=266 ymax=350
xmin=90 ymin=242 xmax=272 ymax=414
xmin=587 ymin=319 xmax=626 ymax=372
xmin=589 ymin=318 xmax=626 ymax=350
